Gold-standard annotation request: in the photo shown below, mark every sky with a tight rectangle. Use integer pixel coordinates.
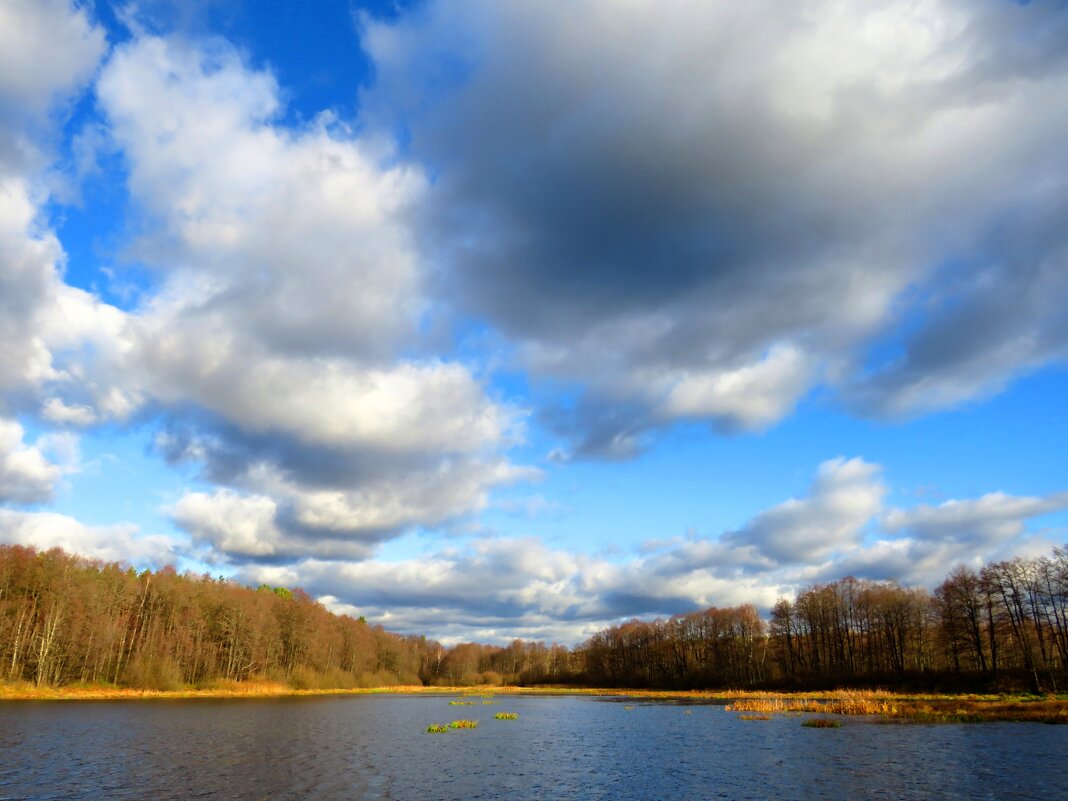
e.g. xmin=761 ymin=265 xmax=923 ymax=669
xmin=1 ymin=0 xmax=1067 ymax=646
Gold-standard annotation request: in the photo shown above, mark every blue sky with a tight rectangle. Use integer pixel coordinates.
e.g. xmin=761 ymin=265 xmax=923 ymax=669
xmin=1 ymin=0 xmax=1067 ymax=644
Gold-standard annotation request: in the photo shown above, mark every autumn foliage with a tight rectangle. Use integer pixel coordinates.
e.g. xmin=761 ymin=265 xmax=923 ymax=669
xmin=2 ymin=543 xmax=1066 ymax=693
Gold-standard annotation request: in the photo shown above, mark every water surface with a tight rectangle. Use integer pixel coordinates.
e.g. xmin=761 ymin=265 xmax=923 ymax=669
xmin=1 ymin=695 xmax=1063 ymax=800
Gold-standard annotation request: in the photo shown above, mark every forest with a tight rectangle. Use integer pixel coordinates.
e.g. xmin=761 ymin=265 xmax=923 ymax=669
xmin=1 ymin=543 xmax=1065 ymax=692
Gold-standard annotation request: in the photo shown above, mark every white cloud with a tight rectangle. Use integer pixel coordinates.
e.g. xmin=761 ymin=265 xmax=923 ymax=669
xmin=660 ymin=344 xmax=815 ymax=432
xmin=883 ymin=491 xmax=1068 ymax=546
xmin=72 ymin=33 xmax=533 ymax=550
xmin=722 ymin=457 xmax=886 ymax=565
xmin=0 ymin=418 xmax=60 ymax=504
xmin=0 ymin=508 xmax=178 ymax=567
xmin=171 ymin=457 xmax=537 ymax=561
xmin=171 ymin=490 xmax=283 ymax=558
xmin=97 ymin=35 xmax=425 ymax=358
xmin=41 ymin=398 xmax=97 ymax=426
xmin=0 ymin=0 xmax=105 ymax=120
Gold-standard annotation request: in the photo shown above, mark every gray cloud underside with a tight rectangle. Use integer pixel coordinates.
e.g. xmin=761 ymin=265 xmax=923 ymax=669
xmin=362 ymin=0 xmax=1068 ymax=455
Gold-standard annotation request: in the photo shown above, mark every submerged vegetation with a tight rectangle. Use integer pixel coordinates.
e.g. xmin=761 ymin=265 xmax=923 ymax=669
xmin=802 ymin=718 xmax=841 ymax=729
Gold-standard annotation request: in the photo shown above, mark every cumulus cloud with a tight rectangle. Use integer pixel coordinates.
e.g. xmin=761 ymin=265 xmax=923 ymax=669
xmin=361 ymin=0 xmax=1068 ymax=453
xmin=0 ymin=508 xmax=178 ymax=567
xmin=97 ymin=34 xmax=424 ymax=359
xmin=0 ymin=418 xmax=60 ymax=504
xmin=722 ymin=457 xmax=886 ymax=565
xmin=0 ymin=1 xmax=127 ymax=420
xmin=883 ymin=491 xmax=1068 ymax=546
xmin=83 ymin=34 xmax=532 ymax=556
xmin=0 ymin=0 xmax=105 ymax=121
xmin=0 ymin=171 xmax=138 ymax=422
xmin=170 ymin=455 xmax=535 ymax=561
xmin=0 ymin=0 xmax=105 ymax=179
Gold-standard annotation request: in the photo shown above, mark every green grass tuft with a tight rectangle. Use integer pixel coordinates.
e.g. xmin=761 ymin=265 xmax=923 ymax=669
xmin=493 ymin=711 xmax=519 ymax=720
xmin=448 ymin=719 xmax=479 ymax=729
xmin=426 ymin=723 xmax=449 ymax=733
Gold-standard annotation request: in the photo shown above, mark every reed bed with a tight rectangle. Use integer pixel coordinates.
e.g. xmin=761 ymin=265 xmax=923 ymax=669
xmin=726 ymin=690 xmax=898 ymax=717
xmin=725 ymin=689 xmax=1068 ymax=723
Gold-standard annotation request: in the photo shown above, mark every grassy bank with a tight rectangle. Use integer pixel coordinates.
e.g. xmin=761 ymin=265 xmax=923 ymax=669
xmin=724 ymin=689 xmax=1068 ymax=723
xmin=2 ymin=681 xmax=1066 ymax=722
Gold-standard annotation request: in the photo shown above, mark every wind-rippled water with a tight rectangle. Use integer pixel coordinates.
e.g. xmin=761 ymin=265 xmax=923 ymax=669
xmin=1 ymin=695 xmax=1065 ymax=800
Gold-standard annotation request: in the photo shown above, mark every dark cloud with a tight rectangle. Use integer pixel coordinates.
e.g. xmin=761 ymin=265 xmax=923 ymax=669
xmin=362 ymin=0 xmax=1068 ymax=451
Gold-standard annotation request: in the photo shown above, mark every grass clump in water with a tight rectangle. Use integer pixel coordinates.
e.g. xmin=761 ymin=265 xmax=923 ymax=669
xmin=494 ymin=712 xmax=519 ymax=720
xmin=426 ymin=723 xmax=449 ymax=733
xmin=802 ymin=718 xmax=842 ymax=728
xmin=738 ymin=714 xmax=772 ymax=721
xmin=449 ymin=700 xmax=475 ymax=706
xmin=448 ymin=719 xmax=479 ymax=729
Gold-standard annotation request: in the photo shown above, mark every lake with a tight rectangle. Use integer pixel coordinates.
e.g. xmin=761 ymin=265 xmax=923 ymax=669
xmin=1 ymin=695 xmax=1065 ymax=800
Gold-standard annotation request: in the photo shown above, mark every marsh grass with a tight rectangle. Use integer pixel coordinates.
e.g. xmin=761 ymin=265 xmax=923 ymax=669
xmin=449 ymin=700 xmax=475 ymax=706
xmin=2 ymin=680 xmax=1063 ymax=723
xmin=738 ymin=714 xmax=772 ymax=721
xmin=493 ymin=712 xmax=519 ymax=720
xmin=724 ymin=689 xmax=1068 ymax=724
xmin=426 ymin=724 xmax=449 ymax=733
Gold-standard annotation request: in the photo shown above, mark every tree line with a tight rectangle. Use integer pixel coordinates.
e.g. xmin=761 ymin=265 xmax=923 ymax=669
xmin=2 ymin=543 xmax=1065 ymax=691
xmin=578 ymin=546 xmax=1068 ymax=692
xmin=0 ymin=544 xmax=575 ymax=690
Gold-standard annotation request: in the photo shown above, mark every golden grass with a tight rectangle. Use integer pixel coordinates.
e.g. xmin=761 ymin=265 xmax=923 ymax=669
xmin=1 ymin=681 xmax=1063 ymax=722
xmin=0 ymin=680 xmax=428 ymax=702
xmin=738 ymin=713 xmax=773 ymax=721
xmin=724 ymin=689 xmax=1068 ymax=724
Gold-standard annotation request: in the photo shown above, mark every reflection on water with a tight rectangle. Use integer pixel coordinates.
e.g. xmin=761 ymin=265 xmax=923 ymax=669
xmin=1 ymin=695 xmax=1065 ymax=800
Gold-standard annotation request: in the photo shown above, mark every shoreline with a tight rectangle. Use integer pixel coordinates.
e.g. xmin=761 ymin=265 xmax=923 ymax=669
xmin=2 ymin=682 xmax=1065 ymax=722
